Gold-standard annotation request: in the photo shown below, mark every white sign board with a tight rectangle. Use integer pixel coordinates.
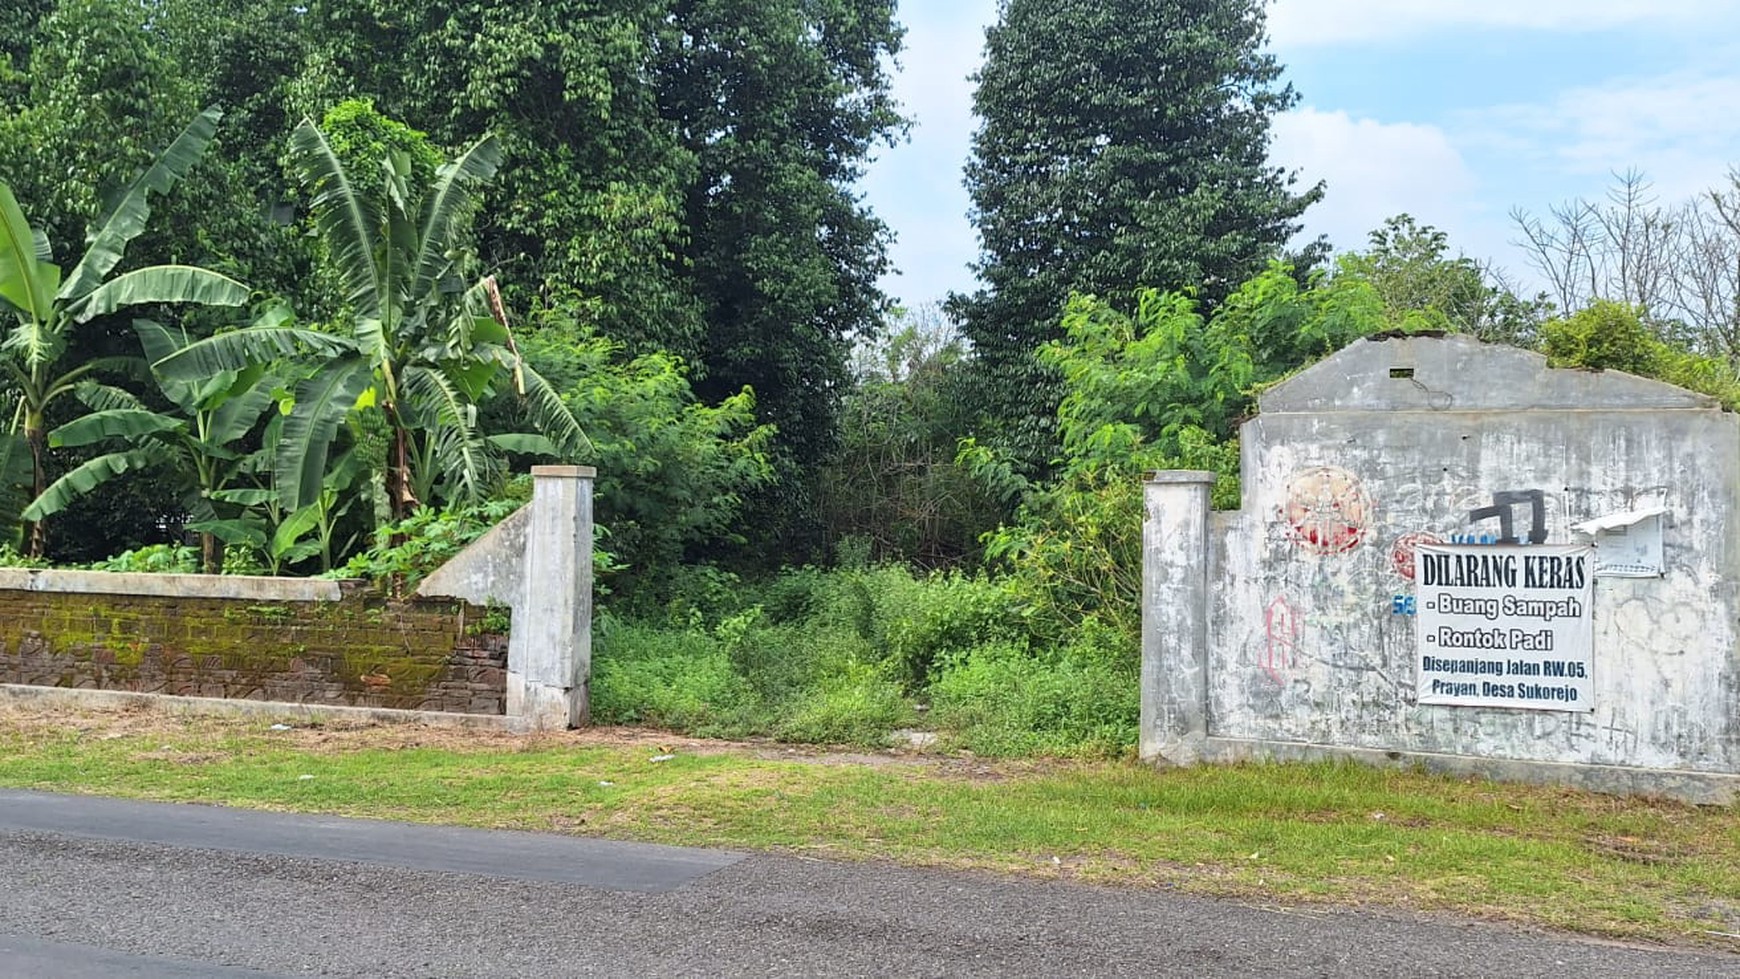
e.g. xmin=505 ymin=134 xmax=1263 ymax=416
xmin=1415 ymin=543 xmax=1594 ymax=711
xmin=1570 ymin=508 xmax=1665 ymax=578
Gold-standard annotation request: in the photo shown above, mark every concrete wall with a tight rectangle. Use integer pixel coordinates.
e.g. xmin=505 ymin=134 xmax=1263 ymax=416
xmin=0 ymin=573 xmax=507 ymax=713
xmin=419 ymin=465 xmax=595 ymax=730
xmin=4 ymin=465 xmax=597 ymax=728
xmin=1143 ymin=334 xmax=1740 ymax=803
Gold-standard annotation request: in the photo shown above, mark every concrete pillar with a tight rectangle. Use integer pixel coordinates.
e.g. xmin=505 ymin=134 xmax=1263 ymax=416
xmin=1140 ymin=470 xmax=1216 ymax=766
xmin=506 ymin=465 xmax=595 ymax=730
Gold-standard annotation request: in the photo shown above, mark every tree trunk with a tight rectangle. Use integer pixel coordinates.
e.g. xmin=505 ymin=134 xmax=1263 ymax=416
xmin=23 ymin=414 xmax=46 ymax=558
xmin=382 ymin=404 xmax=421 ymax=525
xmin=200 ymin=531 xmax=224 ymax=575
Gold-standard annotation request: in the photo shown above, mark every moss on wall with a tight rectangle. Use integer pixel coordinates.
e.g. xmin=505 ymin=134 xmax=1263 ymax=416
xmin=0 ymin=584 xmax=508 ymax=714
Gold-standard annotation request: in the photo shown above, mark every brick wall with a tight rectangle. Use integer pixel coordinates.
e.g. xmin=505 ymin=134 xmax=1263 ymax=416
xmin=0 ymin=579 xmax=508 ymax=714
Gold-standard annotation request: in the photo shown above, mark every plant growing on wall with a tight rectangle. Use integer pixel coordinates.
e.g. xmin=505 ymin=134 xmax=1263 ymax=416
xmin=0 ymin=107 xmax=250 ymax=555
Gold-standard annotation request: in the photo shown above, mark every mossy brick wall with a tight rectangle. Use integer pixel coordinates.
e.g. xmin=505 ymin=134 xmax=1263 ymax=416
xmin=0 ymin=581 xmax=508 ymax=714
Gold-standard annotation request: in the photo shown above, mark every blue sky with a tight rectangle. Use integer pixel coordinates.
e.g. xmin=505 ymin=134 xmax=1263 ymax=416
xmin=859 ymin=0 xmax=1740 ymax=308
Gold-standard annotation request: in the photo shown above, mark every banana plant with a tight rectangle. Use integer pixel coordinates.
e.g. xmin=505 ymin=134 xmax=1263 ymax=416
xmin=154 ymin=116 xmax=581 ymax=524
xmin=199 ymin=436 xmax=368 ymax=575
xmin=0 ymin=432 xmax=30 ymax=546
xmin=21 ymin=320 xmax=280 ymax=572
xmin=0 ymin=107 xmax=250 ymax=555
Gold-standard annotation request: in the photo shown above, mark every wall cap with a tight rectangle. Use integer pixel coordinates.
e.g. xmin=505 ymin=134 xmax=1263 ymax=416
xmin=1145 ymin=470 xmax=1219 ymax=485
xmin=0 ymin=568 xmax=343 ymax=602
xmin=531 ymin=465 xmax=597 ymax=479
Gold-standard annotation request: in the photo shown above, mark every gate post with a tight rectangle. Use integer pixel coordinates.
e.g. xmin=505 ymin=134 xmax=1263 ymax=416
xmin=1140 ymin=471 xmax=1215 ymax=765
xmin=506 ymin=465 xmax=595 ymax=730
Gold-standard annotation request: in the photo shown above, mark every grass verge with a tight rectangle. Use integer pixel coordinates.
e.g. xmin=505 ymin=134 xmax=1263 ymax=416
xmin=1 ymin=703 xmax=1736 ymax=950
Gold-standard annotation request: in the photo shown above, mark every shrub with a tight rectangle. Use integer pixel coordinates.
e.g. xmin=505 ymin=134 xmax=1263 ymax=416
xmin=590 ymin=618 xmax=758 ymax=734
xmin=331 ymin=486 xmax=530 ymax=593
xmin=515 ymin=319 xmax=775 ymax=603
xmin=866 ymin=569 xmax=1025 ymax=691
xmin=86 ymin=544 xmax=201 ymax=574
xmin=927 ymin=620 xmax=1138 ymax=758
xmin=774 ymin=662 xmax=912 ymax=747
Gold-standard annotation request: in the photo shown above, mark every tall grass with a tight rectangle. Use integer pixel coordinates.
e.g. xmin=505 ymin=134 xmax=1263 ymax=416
xmin=590 ymin=564 xmax=1139 ymax=755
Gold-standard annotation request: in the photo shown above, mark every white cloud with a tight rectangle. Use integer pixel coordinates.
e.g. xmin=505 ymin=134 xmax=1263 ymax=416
xmin=1271 ymin=108 xmax=1479 ymax=252
xmin=1466 ymin=73 xmax=1740 ymax=201
xmin=1268 ymin=0 xmax=1737 ymax=48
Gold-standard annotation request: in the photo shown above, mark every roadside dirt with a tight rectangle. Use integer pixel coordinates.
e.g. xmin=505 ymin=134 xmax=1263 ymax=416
xmin=0 ymin=700 xmax=1061 ymax=781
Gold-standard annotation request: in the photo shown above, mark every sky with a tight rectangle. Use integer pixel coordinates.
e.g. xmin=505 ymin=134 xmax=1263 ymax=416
xmin=858 ymin=0 xmax=1740 ymax=309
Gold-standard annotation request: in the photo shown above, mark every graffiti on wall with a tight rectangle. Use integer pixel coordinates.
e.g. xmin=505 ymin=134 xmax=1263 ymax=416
xmin=1389 ymin=531 xmax=1444 ymax=581
xmin=1262 ymin=596 xmax=1303 ymax=686
xmin=1466 ymin=489 xmax=1549 ymax=545
xmin=1282 ymin=466 xmax=1373 ymax=555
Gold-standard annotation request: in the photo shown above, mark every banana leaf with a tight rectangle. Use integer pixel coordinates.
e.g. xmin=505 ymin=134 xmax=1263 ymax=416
xmin=289 ymin=118 xmax=384 ymax=319
xmin=47 ymin=409 xmax=184 ymax=449
xmin=21 ymin=449 xmax=161 ymax=520
xmin=0 ymin=180 xmax=59 ymax=323
xmin=184 ymin=517 xmax=267 ymax=549
xmin=58 ymin=107 xmax=222 ymax=302
xmin=154 ymin=324 xmax=354 ymax=379
xmin=71 ymin=265 xmax=248 ymax=324
xmin=277 ymin=357 xmax=372 ymax=511
xmin=411 ymin=136 xmax=502 ymax=303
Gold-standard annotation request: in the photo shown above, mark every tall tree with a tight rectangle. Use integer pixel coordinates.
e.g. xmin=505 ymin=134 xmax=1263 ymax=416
xmin=952 ymin=0 xmax=1320 ymax=468
xmin=656 ymin=0 xmax=905 ymax=558
xmin=285 ymin=0 xmax=703 ymax=359
xmin=656 ymin=1 xmax=904 ymax=456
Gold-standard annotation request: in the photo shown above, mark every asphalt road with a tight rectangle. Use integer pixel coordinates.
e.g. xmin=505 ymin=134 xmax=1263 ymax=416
xmin=0 ymin=790 xmax=1734 ymax=978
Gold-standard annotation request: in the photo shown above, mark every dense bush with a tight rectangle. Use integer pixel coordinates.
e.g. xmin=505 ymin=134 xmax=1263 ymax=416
xmin=515 ymin=318 xmax=775 ymax=604
xmin=590 ymin=563 xmax=1133 ymax=756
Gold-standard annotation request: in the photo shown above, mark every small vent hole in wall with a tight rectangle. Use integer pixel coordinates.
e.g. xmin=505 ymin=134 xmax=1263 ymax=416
xmin=1390 ymin=367 xmax=1415 ymax=379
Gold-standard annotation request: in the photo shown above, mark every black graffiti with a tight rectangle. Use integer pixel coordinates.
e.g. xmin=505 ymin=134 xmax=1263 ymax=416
xmin=1467 ymin=490 xmax=1548 ymax=545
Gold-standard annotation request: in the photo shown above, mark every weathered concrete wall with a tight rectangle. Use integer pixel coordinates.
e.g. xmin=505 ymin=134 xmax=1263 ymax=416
xmin=0 ymin=574 xmax=507 ymax=713
xmin=1144 ymin=334 xmax=1740 ymax=802
xmin=418 ymin=465 xmax=595 ymax=730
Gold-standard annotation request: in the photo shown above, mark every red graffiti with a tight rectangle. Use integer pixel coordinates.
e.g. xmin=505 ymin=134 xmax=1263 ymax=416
xmin=1389 ymin=532 xmax=1444 ymax=581
xmin=1262 ymin=596 xmax=1302 ymax=686
xmin=1283 ymin=466 xmax=1372 ymax=555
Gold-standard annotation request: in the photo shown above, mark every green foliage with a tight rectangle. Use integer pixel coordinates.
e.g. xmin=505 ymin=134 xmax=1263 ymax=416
xmin=0 ymin=104 xmax=248 ymax=555
xmin=0 ymin=541 xmax=50 ymax=567
xmin=21 ymin=320 xmax=282 ymax=572
xmin=953 ymin=0 xmax=1321 ymax=470
xmin=593 ymin=562 xmax=1137 ymax=755
xmin=288 ymin=0 xmax=704 ymax=359
xmin=862 ymin=569 xmax=1025 ymax=692
xmin=155 ymin=106 xmax=583 ymax=527
xmin=592 ymin=598 xmax=909 ymax=746
xmin=4 ymin=1 xmax=904 ymax=569
xmin=1540 ymin=300 xmax=1661 ymax=374
xmin=819 ymin=305 xmax=1003 ymax=568
xmin=926 ymin=625 xmax=1138 ymax=759
xmin=516 ymin=319 xmax=774 ymax=601
xmin=85 ymin=542 xmax=200 ymax=574
xmin=334 ymin=489 xmax=529 ymax=593
xmin=662 ymin=0 xmax=906 ymax=477
xmin=589 ymin=617 xmax=760 ymax=733
xmin=1540 ymin=300 xmax=1740 ymax=407
xmin=1336 ymin=215 xmax=1500 ymax=335
xmin=774 ymin=661 xmax=910 ymax=746
xmin=974 ymin=264 xmax=1379 ymax=645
